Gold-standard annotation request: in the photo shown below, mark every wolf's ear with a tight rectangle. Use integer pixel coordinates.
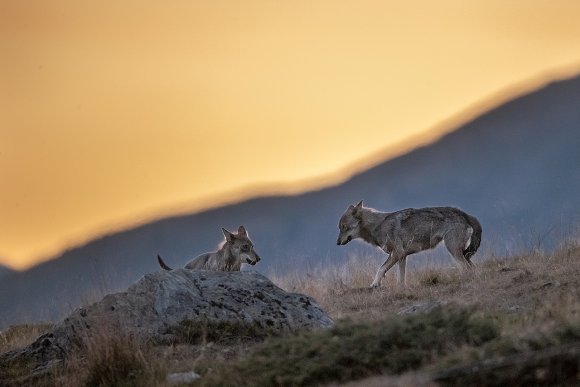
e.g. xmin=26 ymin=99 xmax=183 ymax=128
xmin=222 ymin=227 xmax=235 ymax=242
xmin=237 ymin=225 xmax=247 ymax=236
xmin=351 ymin=200 xmax=363 ymax=217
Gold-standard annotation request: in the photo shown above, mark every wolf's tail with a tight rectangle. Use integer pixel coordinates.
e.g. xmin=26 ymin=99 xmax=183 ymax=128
xmin=463 ymin=215 xmax=482 ymax=260
xmin=157 ymin=254 xmax=173 ymax=271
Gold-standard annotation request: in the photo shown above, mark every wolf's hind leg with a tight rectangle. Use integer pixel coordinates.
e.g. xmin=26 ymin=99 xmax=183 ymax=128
xmin=444 ymin=230 xmax=472 ymax=270
xmin=398 ymin=256 xmax=407 ymax=285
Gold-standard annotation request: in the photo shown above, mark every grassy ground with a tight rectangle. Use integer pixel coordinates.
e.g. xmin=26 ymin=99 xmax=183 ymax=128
xmin=2 ymin=243 xmax=580 ymax=386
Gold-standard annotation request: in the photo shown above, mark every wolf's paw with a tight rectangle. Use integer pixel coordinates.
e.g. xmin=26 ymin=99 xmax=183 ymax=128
xmin=369 ymin=283 xmax=380 ymax=289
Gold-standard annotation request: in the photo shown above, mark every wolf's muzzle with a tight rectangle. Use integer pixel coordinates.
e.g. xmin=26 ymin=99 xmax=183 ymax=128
xmin=250 ymin=253 xmax=261 ymax=265
xmin=337 ymin=236 xmax=352 ymax=245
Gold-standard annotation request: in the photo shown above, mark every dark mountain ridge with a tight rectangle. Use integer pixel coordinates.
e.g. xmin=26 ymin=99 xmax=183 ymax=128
xmin=1 ymin=75 xmax=579 ymax=328
xmin=0 ymin=264 xmax=15 ymax=279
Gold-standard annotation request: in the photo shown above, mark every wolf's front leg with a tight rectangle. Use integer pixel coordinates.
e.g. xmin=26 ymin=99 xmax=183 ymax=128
xmin=370 ymin=253 xmax=399 ymax=288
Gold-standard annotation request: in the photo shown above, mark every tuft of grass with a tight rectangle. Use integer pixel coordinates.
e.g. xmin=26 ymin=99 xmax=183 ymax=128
xmin=418 ymin=269 xmax=444 ymax=287
xmin=197 ymin=306 xmax=498 ymax=386
xmin=54 ymin=333 xmax=163 ymax=387
xmin=83 ymin=337 xmax=153 ymax=387
xmin=0 ymin=324 xmax=52 ymax=353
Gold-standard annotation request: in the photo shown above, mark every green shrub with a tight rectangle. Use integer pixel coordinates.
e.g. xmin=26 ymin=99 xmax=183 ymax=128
xmin=433 ymin=321 xmax=580 ymax=386
xmin=198 ymin=306 xmax=498 ymax=386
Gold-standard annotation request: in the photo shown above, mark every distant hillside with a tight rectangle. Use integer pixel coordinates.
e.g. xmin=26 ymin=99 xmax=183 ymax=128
xmin=1 ymin=75 xmax=579 ymax=328
xmin=0 ymin=264 xmax=15 ymax=279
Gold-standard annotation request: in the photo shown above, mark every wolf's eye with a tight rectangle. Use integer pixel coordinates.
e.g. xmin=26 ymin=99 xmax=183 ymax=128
xmin=241 ymin=244 xmax=250 ymax=252
xmin=340 ymin=224 xmax=347 ymax=232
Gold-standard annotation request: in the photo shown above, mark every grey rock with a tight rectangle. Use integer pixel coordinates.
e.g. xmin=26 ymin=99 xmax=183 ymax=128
xmin=166 ymin=371 xmax=201 ymax=385
xmin=507 ymin=304 xmax=522 ymax=313
xmin=539 ymin=281 xmax=559 ymax=289
xmin=398 ymin=301 xmax=444 ymax=316
xmin=0 ymin=270 xmax=332 ymax=382
xmin=0 ymin=332 xmax=65 ymax=382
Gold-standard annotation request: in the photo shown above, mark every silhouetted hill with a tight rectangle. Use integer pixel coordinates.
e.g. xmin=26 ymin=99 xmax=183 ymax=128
xmin=0 ymin=264 xmax=15 ymax=279
xmin=1 ymin=75 xmax=579 ymax=328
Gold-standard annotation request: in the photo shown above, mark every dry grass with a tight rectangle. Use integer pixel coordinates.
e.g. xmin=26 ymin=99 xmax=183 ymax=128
xmin=0 ymin=324 xmax=52 ymax=353
xmin=2 ymin=243 xmax=580 ymax=386
xmin=272 ymin=244 xmax=580 ymax=329
xmin=63 ymin=333 xmax=160 ymax=387
xmin=268 ymin=244 xmax=580 ymax=385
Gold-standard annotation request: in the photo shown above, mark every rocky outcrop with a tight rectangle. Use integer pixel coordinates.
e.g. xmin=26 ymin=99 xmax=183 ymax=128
xmin=0 ymin=270 xmax=332 ymax=382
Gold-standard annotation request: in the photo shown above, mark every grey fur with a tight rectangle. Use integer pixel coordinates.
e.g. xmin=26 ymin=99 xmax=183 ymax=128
xmin=337 ymin=201 xmax=481 ymax=288
xmin=157 ymin=225 xmax=261 ymax=271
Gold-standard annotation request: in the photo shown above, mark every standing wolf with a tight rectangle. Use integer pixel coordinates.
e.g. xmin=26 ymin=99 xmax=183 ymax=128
xmin=157 ymin=225 xmax=261 ymax=271
xmin=336 ymin=201 xmax=481 ymax=288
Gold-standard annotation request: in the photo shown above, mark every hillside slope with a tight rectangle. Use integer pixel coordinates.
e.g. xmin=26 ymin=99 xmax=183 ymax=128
xmin=1 ymin=75 xmax=579 ymax=328
xmin=3 ymin=245 xmax=580 ymax=385
xmin=202 ymin=243 xmax=580 ymax=386
xmin=0 ymin=264 xmax=15 ymax=279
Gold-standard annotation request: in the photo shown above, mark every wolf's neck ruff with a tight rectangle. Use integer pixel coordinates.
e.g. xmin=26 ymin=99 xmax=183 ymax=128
xmin=216 ymin=245 xmax=242 ymax=271
xmin=358 ymin=208 xmax=390 ymax=248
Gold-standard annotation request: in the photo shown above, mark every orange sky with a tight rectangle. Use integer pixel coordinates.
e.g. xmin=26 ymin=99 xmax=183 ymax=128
xmin=1 ymin=1 xmax=580 ymax=270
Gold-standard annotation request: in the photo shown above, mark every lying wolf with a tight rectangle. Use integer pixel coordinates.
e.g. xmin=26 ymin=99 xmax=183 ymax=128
xmin=336 ymin=201 xmax=481 ymax=288
xmin=157 ymin=225 xmax=261 ymax=271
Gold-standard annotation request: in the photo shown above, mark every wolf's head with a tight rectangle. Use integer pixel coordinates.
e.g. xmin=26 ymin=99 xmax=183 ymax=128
xmin=336 ymin=200 xmax=364 ymax=245
xmin=222 ymin=225 xmax=261 ymax=266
